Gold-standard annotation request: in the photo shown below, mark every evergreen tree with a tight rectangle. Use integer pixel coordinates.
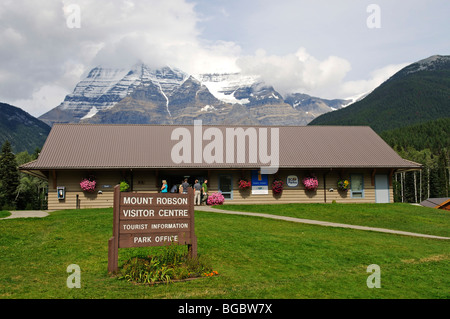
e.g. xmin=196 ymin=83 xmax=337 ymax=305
xmin=15 ymin=150 xmax=48 ymax=210
xmin=0 ymin=140 xmax=20 ymax=209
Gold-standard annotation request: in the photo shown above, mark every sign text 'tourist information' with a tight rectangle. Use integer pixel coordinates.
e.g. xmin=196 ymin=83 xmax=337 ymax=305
xmin=108 ymin=186 xmax=197 ymax=273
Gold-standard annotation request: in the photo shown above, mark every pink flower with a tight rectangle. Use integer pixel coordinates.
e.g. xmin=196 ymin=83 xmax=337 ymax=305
xmin=302 ymin=175 xmax=318 ymax=191
xmin=80 ymin=178 xmax=96 ymax=192
xmin=272 ymin=179 xmax=283 ymax=194
xmin=207 ymin=192 xmax=225 ymax=205
xmin=238 ymin=180 xmax=251 ymax=189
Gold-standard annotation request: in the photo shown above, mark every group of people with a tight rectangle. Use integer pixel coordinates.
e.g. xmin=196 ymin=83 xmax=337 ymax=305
xmin=160 ymin=178 xmax=208 ymax=205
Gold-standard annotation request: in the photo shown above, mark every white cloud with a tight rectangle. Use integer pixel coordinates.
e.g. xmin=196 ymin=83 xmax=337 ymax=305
xmin=237 ymin=47 xmax=351 ymax=98
xmin=339 ymin=63 xmax=410 ymax=98
xmin=0 ymin=0 xmax=244 ymax=116
xmin=0 ymin=0 xmax=416 ymax=117
xmin=236 ymin=47 xmax=409 ymax=99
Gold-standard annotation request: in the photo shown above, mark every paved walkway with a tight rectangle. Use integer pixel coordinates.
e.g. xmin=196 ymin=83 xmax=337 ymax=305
xmin=0 ymin=211 xmax=50 ymax=219
xmin=195 ymin=205 xmax=450 ymax=240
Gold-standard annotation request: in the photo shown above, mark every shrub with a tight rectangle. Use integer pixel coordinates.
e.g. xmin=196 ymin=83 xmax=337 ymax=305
xmin=120 ymin=181 xmax=130 ymax=192
xmin=118 ymin=244 xmax=217 ymax=285
xmin=207 ymin=192 xmax=225 ymax=205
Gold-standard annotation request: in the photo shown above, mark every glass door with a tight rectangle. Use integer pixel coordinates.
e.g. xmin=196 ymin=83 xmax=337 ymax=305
xmin=219 ymin=174 xmax=233 ymax=199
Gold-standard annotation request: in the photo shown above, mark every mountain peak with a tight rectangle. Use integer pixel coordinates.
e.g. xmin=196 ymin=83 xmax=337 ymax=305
xmin=396 ymin=55 xmax=450 ymax=78
xmin=40 ymin=64 xmax=352 ymax=126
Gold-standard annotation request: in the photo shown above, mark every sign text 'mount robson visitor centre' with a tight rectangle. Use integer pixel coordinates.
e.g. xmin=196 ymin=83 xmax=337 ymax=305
xmin=108 ymin=186 xmax=197 ymax=273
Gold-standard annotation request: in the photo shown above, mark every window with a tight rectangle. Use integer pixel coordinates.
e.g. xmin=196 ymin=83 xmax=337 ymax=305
xmin=350 ymin=174 xmax=364 ymax=198
xmin=219 ymin=174 xmax=233 ymax=199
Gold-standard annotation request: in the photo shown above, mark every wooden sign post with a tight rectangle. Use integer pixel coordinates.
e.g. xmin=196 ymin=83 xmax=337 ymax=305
xmin=108 ymin=186 xmax=197 ymax=273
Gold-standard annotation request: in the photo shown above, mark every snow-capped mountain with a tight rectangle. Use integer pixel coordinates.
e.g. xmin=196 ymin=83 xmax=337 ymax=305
xmin=40 ymin=64 xmax=189 ymax=125
xmin=198 ymin=73 xmax=259 ymax=105
xmin=39 ymin=64 xmax=352 ymax=126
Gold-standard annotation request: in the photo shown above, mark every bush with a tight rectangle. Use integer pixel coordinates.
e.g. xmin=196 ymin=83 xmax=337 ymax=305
xmin=207 ymin=192 xmax=225 ymax=205
xmin=118 ymin=244 xmax=217 ymax=285
xmin=120 ymin=181 xmax=130 ymax=192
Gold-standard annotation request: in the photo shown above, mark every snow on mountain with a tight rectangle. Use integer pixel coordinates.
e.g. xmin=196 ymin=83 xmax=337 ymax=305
xmin=40 ymin=64 xmax=190 ymax=125
xmin=40 ymin=63 xmax=364 ymax=126
xmin=198 ymin=73 xmax=259 ymax=105
xmin=341 ymin=91 xmax=371 ymax=108
xmin=61 ymin=64 xmax=188 ymax=112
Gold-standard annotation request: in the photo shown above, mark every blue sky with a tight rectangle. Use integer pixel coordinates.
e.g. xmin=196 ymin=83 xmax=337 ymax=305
xmin=191 ymin=0 xmax=449 ymax=78
xmin=0 ymin=0 xmax=448 ymax=116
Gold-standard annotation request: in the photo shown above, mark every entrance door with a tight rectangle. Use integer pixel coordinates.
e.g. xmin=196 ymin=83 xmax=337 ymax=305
xmin=219 ymin=175 xmax=233 ymax=199
xmin=375 ymin=174 xmax=389 ymax=203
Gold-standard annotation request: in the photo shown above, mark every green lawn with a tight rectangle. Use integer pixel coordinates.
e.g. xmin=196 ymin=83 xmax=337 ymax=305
xmin=219 ymin=203 xmax=450 ymax=237
xmin=0 ymin=205 xmax=448 ymax=299
xmin=0 ymin=211 xmax=11 ymax=218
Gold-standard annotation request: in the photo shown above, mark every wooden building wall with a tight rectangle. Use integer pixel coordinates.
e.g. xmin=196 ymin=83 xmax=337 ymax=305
xmin=47 ymin=168 xmax=393 ymax=210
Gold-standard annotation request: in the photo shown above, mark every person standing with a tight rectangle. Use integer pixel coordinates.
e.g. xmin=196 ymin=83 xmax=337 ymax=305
xmin=201 ymin=179 xmax=208 ymax=204
xmin=194 ymin=179 xmax=202 ymax=205
xmin=161 ymin=180 xmax=168 ymax=193
xmin=181 ymin=178 xmax=189 ymax=194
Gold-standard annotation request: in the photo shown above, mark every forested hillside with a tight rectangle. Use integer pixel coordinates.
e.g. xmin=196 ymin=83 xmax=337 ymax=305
xmin=381 ymin=118 xmax=449 ymax=203
xmin=309 ymin=56 xmax=450 ymax=203
xmin=0 ymin=102 xmax=51 ymax=153
xmin=309 ymin=56 xmax=450 ymax=133
xmin=380 ymin=118 xmax=450 ymax=153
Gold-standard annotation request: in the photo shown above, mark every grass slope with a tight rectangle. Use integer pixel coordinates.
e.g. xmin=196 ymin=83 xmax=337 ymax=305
xmin=0 ymin=206 xmax=449 ymax=299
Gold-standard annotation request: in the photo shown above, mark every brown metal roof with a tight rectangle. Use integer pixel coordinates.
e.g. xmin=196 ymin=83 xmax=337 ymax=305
xmin=20 ymin=124 xmax=421 ymax=170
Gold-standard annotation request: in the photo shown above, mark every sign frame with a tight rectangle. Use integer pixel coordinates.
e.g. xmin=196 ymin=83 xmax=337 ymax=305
xmin=108 ymin=186 xmax=197 ymax=273
xmin=286 ymin=175 xmax=299 ymax=187
xmin=251 ymin=170 xmax=269 ymax=195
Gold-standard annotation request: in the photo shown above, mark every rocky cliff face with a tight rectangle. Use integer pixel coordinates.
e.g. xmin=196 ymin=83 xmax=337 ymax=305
xmin=39 ymin=64 xmax=351 ymax=126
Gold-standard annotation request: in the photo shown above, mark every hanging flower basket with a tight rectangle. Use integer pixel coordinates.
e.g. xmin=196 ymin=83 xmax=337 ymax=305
xmin=207 ymin=192 xmax=225 ymax=205
xmin=337 ymin=179 xmax=350 ymax=191
xmin=80 ymin=177 xmax=96 ymax=193
xmin=238 ymin=179 xmax=251 ymax=190
xmin=302 ymin=175 xmax=318 ymax=191
xmin=272 ymin=178 xmax=284 ymax=195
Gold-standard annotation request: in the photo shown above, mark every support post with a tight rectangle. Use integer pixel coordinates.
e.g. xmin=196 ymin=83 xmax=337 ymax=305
xmin=187 ymin=187 xmax=197 ymax=258
xmin=108 ymin=185 xmax=120 ymax=274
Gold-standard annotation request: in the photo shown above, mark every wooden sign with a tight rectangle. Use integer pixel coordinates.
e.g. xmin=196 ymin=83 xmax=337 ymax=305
xmin=108 ymin=186 xmax=197 ymax=273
